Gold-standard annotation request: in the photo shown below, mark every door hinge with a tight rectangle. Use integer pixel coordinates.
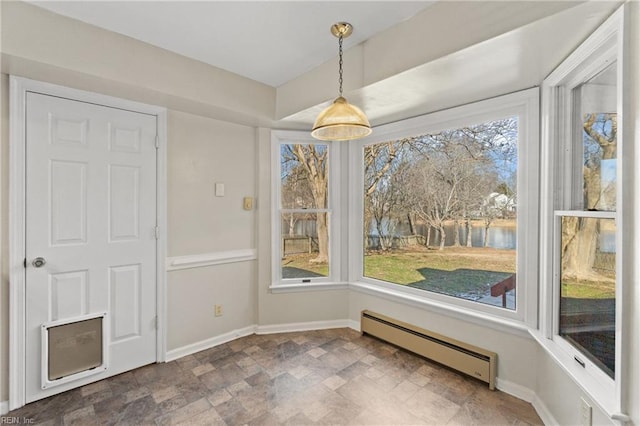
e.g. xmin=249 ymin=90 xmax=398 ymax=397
xmin=154 ymin=226 xmax=160 ymax=240
xmin=154 ymin=316 xmax=158 ymax=330
xmin=24 ymin=258 xmax=27 ymax=268
xmin=155 ymin=135 xmax=160 ymax=149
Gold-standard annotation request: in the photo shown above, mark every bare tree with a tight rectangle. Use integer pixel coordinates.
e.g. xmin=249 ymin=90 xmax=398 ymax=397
xmin=364 ymin=140 xmax=413 ymax=250
xmin=364 ymin=142 xmax=399 ymax=198
xmin=375 ymin=160 xmax=414 ymax=250
xmin=461 ymin=119 xmax=517 ymax=248
xmin=407 ymin=146 xmax=461 ymax=250
xmin=363 ymin=117 xmax=517 ymax=252
xmin=369 ymin=177 xmax=401 ymax=250
xmin=458 ymin=165 xmax=498 ymax=247
xmin=281 ymin=162 xmax=315 ymax=236
xmin=562 ymin=113 xmax=616 ymax=279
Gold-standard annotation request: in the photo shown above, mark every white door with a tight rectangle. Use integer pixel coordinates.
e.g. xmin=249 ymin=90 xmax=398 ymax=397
xmin=24 ymin=92 xmax=158 ymax=403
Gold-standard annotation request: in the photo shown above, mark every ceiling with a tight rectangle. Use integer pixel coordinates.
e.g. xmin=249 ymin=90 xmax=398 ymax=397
xmin=22 ymin=1 xmax=620 ymax=129
xmin=280 ymin=1 xmax=621 ymax=128
xmin=30 ymin=1 xmax=435 ymax=87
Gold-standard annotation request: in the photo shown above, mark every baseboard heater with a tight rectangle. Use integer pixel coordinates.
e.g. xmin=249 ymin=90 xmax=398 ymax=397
xmin=361 ymin=310 xmax=497 ymax=390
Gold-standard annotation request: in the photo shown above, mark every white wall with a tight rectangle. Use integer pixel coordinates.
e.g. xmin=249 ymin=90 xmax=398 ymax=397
xmin=167 ymin=111 xmax=256 ymax=256
xmin=255 ymin=128 xmax=350 ymax=328
xmin=167 ymin=264 xmax=256 ymax=351
xmin=536 ymin=351 xmax=612 ymax=426
xmin=166 ymin=111 xmax=258 ymax=351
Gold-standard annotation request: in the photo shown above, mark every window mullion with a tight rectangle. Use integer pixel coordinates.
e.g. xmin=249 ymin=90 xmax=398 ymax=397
xmin=280 ymin=209 xmax=330 ymax=214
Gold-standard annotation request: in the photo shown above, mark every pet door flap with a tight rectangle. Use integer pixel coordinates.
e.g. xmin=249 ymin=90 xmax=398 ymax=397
xmin=45 ymin=316 xmax=104 ymax=382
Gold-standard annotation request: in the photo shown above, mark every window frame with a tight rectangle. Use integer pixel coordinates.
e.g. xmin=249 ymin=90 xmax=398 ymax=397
xmin=348 ymin=88 xmax=540 ymax=328
xmin=536 ymin=5 xmax=630 ymax=419
xmin=270 ymin=130 xmax=343 ymax=290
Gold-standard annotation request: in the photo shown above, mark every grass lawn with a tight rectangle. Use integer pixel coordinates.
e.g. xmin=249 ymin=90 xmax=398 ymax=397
xmin=561 ymin=278 xmax=615 ymax=299
xmin=283 ymin=246 xmax=516 ymax=301
xmin=283 ymin=245 xmax=615 ymax=301
xmin=282 ymin=253 xmax=329 ymax=278
xmin=364 ymin=246 xmax=515 ymax=301
xmin=364 ymin=246 xmax=516 ymax=284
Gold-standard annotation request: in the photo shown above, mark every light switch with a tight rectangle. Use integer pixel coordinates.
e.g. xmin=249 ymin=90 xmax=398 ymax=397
xmin=243 ymin=197 xmax=253 ymax=210
xmin=215 ymin=182 xmax=225 ymax=197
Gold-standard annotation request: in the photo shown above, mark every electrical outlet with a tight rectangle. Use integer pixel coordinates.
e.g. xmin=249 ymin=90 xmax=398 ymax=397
xmin=580 ymin=397 xmax=592 ymax=426
xmin=214 ymin=305 xmax=223 ymax=317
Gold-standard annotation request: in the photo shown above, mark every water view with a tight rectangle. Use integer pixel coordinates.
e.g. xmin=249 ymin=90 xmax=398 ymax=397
xmin=368 ymin=220 xmax=517 ymax=250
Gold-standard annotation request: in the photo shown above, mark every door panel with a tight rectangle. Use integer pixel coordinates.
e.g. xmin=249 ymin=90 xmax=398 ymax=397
xmin=110 ymin=264 xmax=142 ymax=342
xmin=50 ymin=160 xmax=88 ymax=245
xmin=50 ymin=115 xmax=88 ymax=147
xmin=109 ymin=124 xmax=141 ymax=153
xmin=49 ymin=270 xmax=89 ymax=321
xmin=109 ymin=165 xmax=140 ymax=241
xmin=25 ymin=92 xmax=158 ymax=402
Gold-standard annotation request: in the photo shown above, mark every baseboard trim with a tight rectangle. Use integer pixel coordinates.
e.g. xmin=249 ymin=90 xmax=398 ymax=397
xmin=496 ymin=378 xmax=557 ymax=425
xmin=165 ymin=325 xmax=256 ymax=361
xmin=1 ymin=400 xmax=9 ymax=415
xmin=347 ymin=319 xmax=360 ymax=332
xmin=495 ymin=377 xmax=536 ymax=403
xmin=531 ymin=394 xmax=559 ymax=426
xmin=165 ymin=320 xmax=355 ymax=361
xmin=255 ymin=319 xmax=350 ymax=334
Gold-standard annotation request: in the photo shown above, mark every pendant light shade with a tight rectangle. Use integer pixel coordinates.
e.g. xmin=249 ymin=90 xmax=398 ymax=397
xmin=311 ymin=22 xmax=371 ymax=141
xmin=311 ymin=96 xmax=372 ymax=141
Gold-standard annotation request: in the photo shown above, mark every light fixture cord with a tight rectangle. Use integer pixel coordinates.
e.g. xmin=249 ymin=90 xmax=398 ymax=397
xmin=338 ymin=33 xmax=343 ymax=97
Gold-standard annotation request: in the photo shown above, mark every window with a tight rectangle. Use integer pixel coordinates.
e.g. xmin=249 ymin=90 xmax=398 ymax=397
xmin=555 ymin=63 xmax=618 ymax=379
xmin=271 ymin=131 xmax=341 ymax=288
xmin=363 ymin=118 xmax=518 ymax=310
xmin=538 ymin=5 xmax=629 ymax=417
xmin=351 ymin=89 xmax=539 ymax=324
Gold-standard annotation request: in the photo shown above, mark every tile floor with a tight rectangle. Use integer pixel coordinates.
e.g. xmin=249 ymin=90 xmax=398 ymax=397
xmin=4 ymin=328 xmax=543 ymax=425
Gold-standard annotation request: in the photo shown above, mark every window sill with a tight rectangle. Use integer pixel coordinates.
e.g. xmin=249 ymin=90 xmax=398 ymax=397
xmin=529 ymin=329 xmax=626 ymax=422
xmin=349 ymin=281 xmax=531 ymax=339
xmin=269 ymin=282 xmax=349 ymax=293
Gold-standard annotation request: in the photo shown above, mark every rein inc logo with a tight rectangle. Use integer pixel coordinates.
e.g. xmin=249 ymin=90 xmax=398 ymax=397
xmin=0 ymin=417 xmax=34 ymax=424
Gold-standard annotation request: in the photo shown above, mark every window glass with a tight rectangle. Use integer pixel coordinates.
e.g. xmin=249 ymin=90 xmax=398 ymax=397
xmin=279 ymin=143 xmax=330 ymax=280
xmin=281 ymin=144 xmax=328 ymax=209
xmin=578 ymin=63 xmax=617 ymax=212
xmin=559 ymin=216 xmax=616 ymax=378
xmin=363 ymin=117 xmax=518 ymax=309
xmin=281 ymin=212 xmax=329 ymax=279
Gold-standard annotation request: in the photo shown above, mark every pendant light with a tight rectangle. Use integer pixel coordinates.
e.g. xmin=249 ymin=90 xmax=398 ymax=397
xmin=311 ymin=22 xmax=372 ymax=141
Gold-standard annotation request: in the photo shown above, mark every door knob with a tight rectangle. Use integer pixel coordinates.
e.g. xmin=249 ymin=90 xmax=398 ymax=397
xmin=32 ymin=257 xmax=46 ymax=268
